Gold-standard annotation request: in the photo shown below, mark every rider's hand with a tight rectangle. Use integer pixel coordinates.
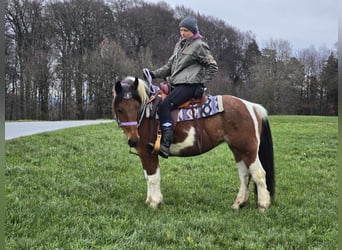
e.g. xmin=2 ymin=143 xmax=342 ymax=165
xmin=143 ymin=69 xmax=154 ymax=80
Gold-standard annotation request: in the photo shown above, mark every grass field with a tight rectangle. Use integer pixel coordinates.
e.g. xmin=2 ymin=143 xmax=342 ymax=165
xmin=5 ymin=116 xmax=337 ymax=249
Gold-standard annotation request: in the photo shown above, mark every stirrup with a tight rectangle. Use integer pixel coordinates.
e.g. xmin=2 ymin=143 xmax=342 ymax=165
xmin=147 ymin=131 xmax=162 ymax=153
xmin=158 ymin=144 xmax=169 ymax=158
xmin=147 ymin=142 xmax=155 ymax=151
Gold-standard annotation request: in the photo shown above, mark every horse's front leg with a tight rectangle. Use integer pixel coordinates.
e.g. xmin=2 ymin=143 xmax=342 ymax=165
xmin=139 ymin=152 xmax=163 ymax=208
xmin=144 ymin=166 xmax=163 ymax=208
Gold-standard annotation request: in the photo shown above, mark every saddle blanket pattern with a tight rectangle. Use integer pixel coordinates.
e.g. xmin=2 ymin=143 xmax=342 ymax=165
xmin=177 ymin=95 xmax=224 ymax=122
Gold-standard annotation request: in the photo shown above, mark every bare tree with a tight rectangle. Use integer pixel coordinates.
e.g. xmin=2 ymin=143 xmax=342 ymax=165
xmin=265 ymin=39 xmax=293 ymax=61
xmin=112 ymin=1 xmax=177 ymax=65
xmin=47 ymin=0 xmax=114 ymax=119
xmin=298 ymin=46 xmax=330 ymax=114
xmin=6 ymin=0 xmax=51 ymax=119
xmin=84 ymin=39 xmax=135 ymax=118
xmin=320 ymin=52 xmax=338 ymax=115
xmin=249 ymin=44 xmax=303 ymax=114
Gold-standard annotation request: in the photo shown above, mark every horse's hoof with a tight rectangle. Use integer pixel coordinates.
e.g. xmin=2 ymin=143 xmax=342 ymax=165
xmin=231 ymin=203 xmax=241 ymax=210
xmin=258 ymin=206 xmax=267 ymax=212
xmin=145 ymin=197 xmax=163 ymax=208
xmin=258 ymin=203 xmax=270 ymax=212
xmin=145 ymin=197 xmax=152 ymax=206
xmin=147 ymin=201 xmax=162 ymax=209
xmin=257 ymin=199 xmax=270 ymax=212
xmin=231 ymin=200 xmax=248 ymax=210
xmin=149 ymin=203 xmax=159 ymax=209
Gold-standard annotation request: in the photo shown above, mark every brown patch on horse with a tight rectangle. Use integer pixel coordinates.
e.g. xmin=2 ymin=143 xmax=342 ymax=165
xmin=222 ymin=96 xmax=260 ymax=167
xmin=135 ymin=119 xmax=160 ymax=175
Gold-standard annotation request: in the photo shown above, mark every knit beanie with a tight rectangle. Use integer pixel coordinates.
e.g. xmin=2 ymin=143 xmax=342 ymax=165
xmin=179 ymin=16 xmax=198 ymax=34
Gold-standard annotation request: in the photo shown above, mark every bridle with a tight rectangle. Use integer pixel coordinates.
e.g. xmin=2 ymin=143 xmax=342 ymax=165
xmin=116 ymin=108 xmax=146 ymax=128
xmin=114 ymin=71 xmax=155 ymax=128
xmin=114 ymin=97 xmax=147 ymax=128
xmin=117 ymin=121 xmax=138 ymax=127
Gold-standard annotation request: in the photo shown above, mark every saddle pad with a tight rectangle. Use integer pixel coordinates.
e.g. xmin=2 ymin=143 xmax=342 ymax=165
xmin=177 ymin=95 xmax=223 ymax=122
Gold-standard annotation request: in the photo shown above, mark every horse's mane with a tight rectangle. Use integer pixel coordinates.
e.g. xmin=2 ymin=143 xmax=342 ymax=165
xmin=124 ymin=76 xmax=150 ymax=106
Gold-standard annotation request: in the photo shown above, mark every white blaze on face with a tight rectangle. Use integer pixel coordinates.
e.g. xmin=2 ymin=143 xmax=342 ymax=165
xmin=169 ymin=126 xmax=196 ymax=155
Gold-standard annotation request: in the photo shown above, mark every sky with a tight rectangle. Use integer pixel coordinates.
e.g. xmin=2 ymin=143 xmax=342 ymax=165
xmin=145 ymin=0 xmax=338 ymax=52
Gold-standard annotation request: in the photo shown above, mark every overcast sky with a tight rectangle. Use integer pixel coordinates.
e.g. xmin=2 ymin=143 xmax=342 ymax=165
xmin=145 ymin=0 xmax=338 ymax=52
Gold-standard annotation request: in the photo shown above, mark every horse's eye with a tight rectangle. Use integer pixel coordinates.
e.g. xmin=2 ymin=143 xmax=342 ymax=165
xmin=116 ymin=108 xmax=123 ymax=114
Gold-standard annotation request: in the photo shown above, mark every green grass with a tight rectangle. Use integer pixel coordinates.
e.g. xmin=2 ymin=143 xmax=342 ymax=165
xmin=5 ymin=116 xmax=337 ymax=249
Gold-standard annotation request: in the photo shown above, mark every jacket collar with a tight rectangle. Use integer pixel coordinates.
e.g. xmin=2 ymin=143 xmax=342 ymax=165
xmin=180 ymin=32 xmax=203 ymax=43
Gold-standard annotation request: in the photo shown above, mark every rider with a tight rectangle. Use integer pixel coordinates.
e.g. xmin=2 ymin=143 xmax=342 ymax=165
xmin=147 ymin=16 xmax=218 ymax=158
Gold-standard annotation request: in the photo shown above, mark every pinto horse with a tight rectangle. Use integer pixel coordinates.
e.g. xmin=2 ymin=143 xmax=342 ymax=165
xmin=113 ymin=76 xmax=275 ymax=211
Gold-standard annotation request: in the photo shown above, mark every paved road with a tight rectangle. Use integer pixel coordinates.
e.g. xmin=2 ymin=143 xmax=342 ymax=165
xmin=5 ymin=120 xmax=114 ymax=140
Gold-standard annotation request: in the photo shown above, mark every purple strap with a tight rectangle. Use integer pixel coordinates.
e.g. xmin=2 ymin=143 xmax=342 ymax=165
xmin=119 ymin=121 xmax=138 ymax=127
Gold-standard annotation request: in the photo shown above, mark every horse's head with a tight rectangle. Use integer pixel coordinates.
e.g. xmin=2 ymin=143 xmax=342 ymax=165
xmin=113 ymin=76 xmax=149 ymax=147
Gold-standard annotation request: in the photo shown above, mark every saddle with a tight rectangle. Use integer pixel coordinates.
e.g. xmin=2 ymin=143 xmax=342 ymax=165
xmin=149 ymin=81 xmax=207 ymax=123
xmin=147 ymin=82 xmax=207 ymax=152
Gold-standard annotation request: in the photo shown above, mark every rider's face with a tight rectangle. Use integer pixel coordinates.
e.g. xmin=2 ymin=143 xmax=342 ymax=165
xmin=180 ymin=27 xmax=194 ymax=39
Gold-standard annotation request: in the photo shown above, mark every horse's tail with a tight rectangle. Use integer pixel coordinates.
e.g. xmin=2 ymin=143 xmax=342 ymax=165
xmin=258 ymin=116 xmax=275 ymax=201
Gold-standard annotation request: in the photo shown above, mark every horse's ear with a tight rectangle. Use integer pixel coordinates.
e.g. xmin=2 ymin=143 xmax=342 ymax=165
xmin=115 ymin=81 xmax=122 ymax=94
xmin=133 ymin=77 xmax=139 ymax=90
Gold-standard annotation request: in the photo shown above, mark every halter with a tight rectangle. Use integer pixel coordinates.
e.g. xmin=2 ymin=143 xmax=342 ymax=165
xmin=118 ymin=121 xmax=138 ymax=127
xmin=114 ymin=96 xmax=147 ymax=128
xmin=116 ymin=106 xmax=146 ymax=128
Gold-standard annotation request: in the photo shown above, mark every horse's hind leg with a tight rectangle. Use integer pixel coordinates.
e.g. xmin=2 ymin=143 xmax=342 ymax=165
xmin=232 ymin=161 xmax=250 ymax=210
xmin=249 ymin=157 xmax=271 ymax=211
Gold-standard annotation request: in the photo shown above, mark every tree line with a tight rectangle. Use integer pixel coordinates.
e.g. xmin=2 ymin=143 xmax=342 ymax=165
xmin=5 ymin=0 xmax=338 ymax=120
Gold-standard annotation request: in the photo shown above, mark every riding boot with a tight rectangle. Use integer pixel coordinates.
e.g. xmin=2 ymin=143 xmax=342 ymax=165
xmin=158 ymin=125 xmax=174 ymax=158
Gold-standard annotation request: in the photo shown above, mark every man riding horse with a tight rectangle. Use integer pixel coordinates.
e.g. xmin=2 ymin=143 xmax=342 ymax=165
xmin=146 ymin=16 xmax=218 ymax=158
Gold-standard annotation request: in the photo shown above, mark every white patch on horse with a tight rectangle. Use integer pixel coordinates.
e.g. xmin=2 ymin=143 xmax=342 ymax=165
xmin=169 ymin=126 xmax=196 ymax=155
xmin=249 ymin=157 xmax=271 ymax=211
xmin=145 ymin=167 xmax=163 ymax=208
xmin=241 ymin=100 xmax=265 ymax=144
xmin=232 ymin=161 xmax=250 ymax=210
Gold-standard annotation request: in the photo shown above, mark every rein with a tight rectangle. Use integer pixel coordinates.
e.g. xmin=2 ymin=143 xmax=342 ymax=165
xmin=143 ymin=68 xmax=157 ymax=94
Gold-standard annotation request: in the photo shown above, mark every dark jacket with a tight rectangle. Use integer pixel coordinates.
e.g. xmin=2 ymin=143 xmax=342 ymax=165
xmin=152 ymin=35 xmax=218 ymax=86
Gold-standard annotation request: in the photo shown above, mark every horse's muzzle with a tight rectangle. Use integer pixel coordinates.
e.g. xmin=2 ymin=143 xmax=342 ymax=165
xmin=128 ymin=138 xmax=139 ymax=147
